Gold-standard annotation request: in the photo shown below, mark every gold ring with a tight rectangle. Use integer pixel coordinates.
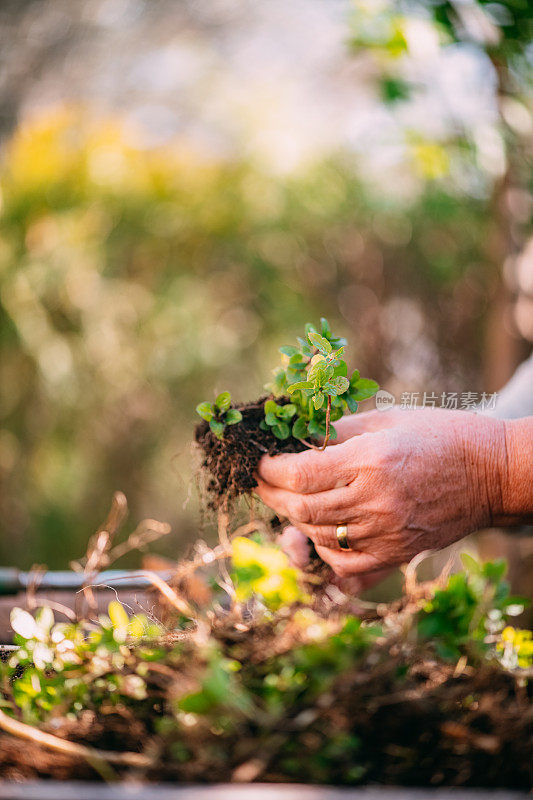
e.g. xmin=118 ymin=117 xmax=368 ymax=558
xmin=336 ymin=524 xmax=351 ymax=551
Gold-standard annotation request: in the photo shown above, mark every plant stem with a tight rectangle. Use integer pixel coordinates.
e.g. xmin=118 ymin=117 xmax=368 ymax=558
xmin=322 ymin=394 xmax=332 ymax=449
xmin=297 ymin=395 xmax=331 ymax=452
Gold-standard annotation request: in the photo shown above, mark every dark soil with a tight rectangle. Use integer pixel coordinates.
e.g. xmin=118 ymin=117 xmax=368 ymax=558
xmin=194 ymin=398 xmax=306 ymax=508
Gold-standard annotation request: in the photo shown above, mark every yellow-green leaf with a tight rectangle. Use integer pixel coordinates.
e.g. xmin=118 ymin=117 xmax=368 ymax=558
xmin=108 ymin=601 xmax=129 ymax=630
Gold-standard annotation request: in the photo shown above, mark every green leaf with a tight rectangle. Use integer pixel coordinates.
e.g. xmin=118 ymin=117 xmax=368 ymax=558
xmin=308 ymin=417 xmax=326 ymax=436
xmin=333 ymin=346 xmax=345 ymax=359
xmin=267 ymin=368 xmax=288 ymax=396
xmin=304 ymin=323 xmax=317 ymax=337
xmin=225 ymin=409 xmax=242 ymax=425
xmin=279 ymin=345 xmax=299 ymax=357
xmin=309 ymin=363 xmax=327 ymax=385
xmin=179 ymin=691 xmax=214 ymax=714
xmin=308 ymin=418 xmax=336 ymax=440
xmin=264 ymin=399 xmax=277 ymax=415
xmin=350 ymin=369 xmax=360 ymax=385
xmin=289 ymin=362 xmax=307 ymax=374
xmin=292 ymin=417 xmax=308 ymax=438
xmin=320 ymin=317 xmax=331 ymax=337
xmin=345 ymin=394 xmax=358 ymax=413
xmin=289 ymin=353 xmax=306 ymax=366
xmin=209 ymin=419 xmax=225 ymax=439
xmin=265 ymin=412 xmax=278 ymax=426
xmin=324 ymin=376 xmax=350 ymax=396
xmin=297 ymin=337 xmax=313 ymax=357
xmin=259 ymin=420 xmax=268 ymax=431
xmin=278 ymin=403 xmax=296 ymax=419
xmin=215 ymin=392 xmax=231 ymax=412
xmin=330 ymin=405 xmax=344 ymax=421
xmin=272 ymin=422 xmax=290 ymax=440
xmin=313 ymin=391 xmax=325 ymax=410
xmin=308 ymin=331 xmax=332 ymax=354
xmin=351 ymin=378 xmax=379 ymax=401
xmin=482 ymin=560 xmax=507 ymax=583
xmin=288 ymin=380 xmax=313 ymax=394
xmin=334 ymin=376 xmax=350 ymax=392
xmin=196 ymin=402 xmax=214 ymax=422
xmin=460 ymin=552 xmax=481 ymax=575
xmin=287 ymin=371 xmax=305 ymax=386
xmin=330 ymin=335 xmax=347 ymax=348
xmin=332 ymin=360 xmax=348 ymax=378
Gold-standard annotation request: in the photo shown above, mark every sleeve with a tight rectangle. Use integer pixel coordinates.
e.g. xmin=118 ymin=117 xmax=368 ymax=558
xmin=482 ymin=351 xmax=533 ymax=420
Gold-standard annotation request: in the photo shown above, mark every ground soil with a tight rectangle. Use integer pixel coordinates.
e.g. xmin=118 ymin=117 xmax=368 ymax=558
xmin=0 ymin=633 xmax=531 ymax=787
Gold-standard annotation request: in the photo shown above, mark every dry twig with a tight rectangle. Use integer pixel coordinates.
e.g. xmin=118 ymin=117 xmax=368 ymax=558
xmin=0 ymin=708 xmax=153 ymax=769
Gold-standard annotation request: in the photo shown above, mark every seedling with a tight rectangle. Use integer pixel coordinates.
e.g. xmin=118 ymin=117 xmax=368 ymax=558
xmin=196 ymin=392 xmax=242 ymax=440
xmin=259 ymin=399 xmax=297 ymax=440
xmin=269 ymin=318 xmax=379 ymax=450
xmin=196 ymin=319 xmax=378 ymax=454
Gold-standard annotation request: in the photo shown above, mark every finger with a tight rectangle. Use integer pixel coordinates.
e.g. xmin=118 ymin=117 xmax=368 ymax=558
xmin=352 ymin=568 xmax=393 ymax=592
xmin=277 ymin=526 xmax=311 ymax=569
xmin=330 ymin=574 xmax=365 ymax=595
xmin=330 ymin=568 xmax=393 ymax=596
xmin=255 ymin=477 xmax=355 ymax=525
xmin=288 ymin=520 xmax=369 ymax=550
xmin=258 ymin=439 xmax=356 ymax=493
xmin=315 ymin=545 xmax=388 ymax=578
xmin=332 ymin=409 xmax=404 ymax=442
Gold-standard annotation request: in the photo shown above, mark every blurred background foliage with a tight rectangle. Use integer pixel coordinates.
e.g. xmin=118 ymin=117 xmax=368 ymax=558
xmin=0 ymin=0 xmax=531 ymax=570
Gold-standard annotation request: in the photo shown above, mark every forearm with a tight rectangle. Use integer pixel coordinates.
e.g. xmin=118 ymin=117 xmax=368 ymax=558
xmin=496 ymin=417 xmax=533 ymax=526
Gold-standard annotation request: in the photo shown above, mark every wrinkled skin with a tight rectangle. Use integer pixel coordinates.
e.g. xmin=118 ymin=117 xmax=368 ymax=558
xmin=257 ymin=408 xmax=514 ymax=579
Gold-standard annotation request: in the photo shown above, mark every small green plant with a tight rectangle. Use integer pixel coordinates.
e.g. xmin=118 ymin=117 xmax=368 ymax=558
xmin=269 ymin=318 xmax=379 ymax=449
xmin=417 ymin=554 xmax=529 ymax=661
xmin=259 ymin=399 xmax=297 ymax=440
xmin=196 ymin=319 xmax=378 ymax=452
xmin=196 ymin=391 xmax=242 ymax=439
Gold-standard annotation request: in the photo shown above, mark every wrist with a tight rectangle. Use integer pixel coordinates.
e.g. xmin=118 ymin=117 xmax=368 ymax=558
xmin=495 ymin=417 xmax=533 ymax=526
xmin=470 ymin=416 xmax=507 ymax=528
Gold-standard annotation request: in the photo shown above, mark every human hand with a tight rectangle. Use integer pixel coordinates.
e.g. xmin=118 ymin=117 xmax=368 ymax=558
xmin=278 ymin=525 xmax=391 ymax=592
xmin=256 ymin=408 xmax=509 ymax=578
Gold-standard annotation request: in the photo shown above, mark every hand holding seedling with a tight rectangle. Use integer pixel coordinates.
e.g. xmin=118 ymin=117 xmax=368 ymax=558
xmin=195 ymin=318 xmax=532 ymax=580
xmin=256 ymin=408 xmax=533 ymax=577
xmin=195 ymin=318 xmax=379 ymax=505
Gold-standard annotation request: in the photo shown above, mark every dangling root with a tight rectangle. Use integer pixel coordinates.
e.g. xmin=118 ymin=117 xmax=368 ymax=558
xmin=217 ymin=504 xmax=236 ymax=602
